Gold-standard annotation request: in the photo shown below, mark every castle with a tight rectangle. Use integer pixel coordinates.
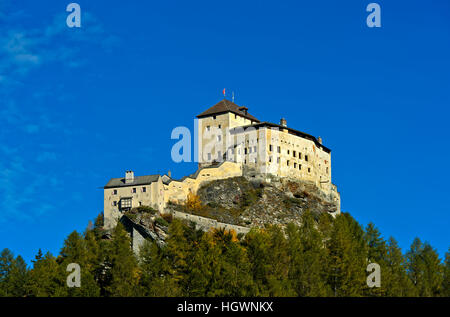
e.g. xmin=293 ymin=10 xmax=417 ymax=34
xmin=103 ymin=99 xmax=341 ymax=230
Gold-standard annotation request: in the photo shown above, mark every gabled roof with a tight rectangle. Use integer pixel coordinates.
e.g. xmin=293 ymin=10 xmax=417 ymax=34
xmin=104 ymin=175 xmax=160 ymax=188
xmin=196 ymin=99 xmax=260 ymax=122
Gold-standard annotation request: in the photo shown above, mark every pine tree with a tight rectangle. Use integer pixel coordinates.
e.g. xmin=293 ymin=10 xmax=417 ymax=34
xmin=383 ymin=237 xmax=416 ymax=296
xmin=0 ymin=249 xmax=15 ymax=296
xmin=104 ymin=222 xmax=140 ymax=296
xmin=287 ymin=212 xmax=330 ymax=296
xmin=244 ymin=225 xmax=293 ymax=296
xmin=443 ymin=248 xmax=450 ymax=297
xmin=59 ymin=231 xmax=100 ymax=296
xmin=93 ymin=212 xmax=105 ymax=240
xmin=164 ymin=219 xmax=195 ymax=292
xmin=139 ymin=238 xmax=183 ymax=297
xmin=326 ymin=213 xmax=367 ymax=296
xmin=203 ymin=228 xmax=255 ymax=296
xmin=363 ymin=223 xmax=387 ymax=296
xmin=27 ymin=251 xmax=67 ymax=297
xmin=406 ymin=238 xmax=444 ymax=296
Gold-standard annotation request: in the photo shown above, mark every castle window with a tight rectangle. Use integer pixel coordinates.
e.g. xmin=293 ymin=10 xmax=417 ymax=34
xmin=207 ymin=153 xmax=212 ymax=161
xmin=287 ymin=149 xmax=290 ymax=155
xmin=235 ymin=114 xmax=237 ymax=119
xmin=132 ymin=188 xmax=136 ymax=193
xmin=253 ymin=146 xmax=257 ymax=153
xmin=213 ymin=115 xmax=216 ymax=120
xmin=293 ymin=150 xmax=296 ymax=157
xmin=269 ymin=156 xmax=272 ymax=163
xmin=113 ymin=201 xmax=117 ymax=206
xmin=217 ymin=135 xmax=221 ymax=141
xmin=287 ymin=160 xmax=290 ymax=166
xmin=269 ymin=144 xmax=273 ymax=151
xmin=305 ymin=155 xmax=309 ymax=162
xmin=299 ymin=153 xmax=302 ymax=159
xmin=277 ymin=146 xmax=281 ymax=153
xmin=326 ymin=167 xmax=329 ymax=174
xmin=218 ymin=124 xmax=221 ymax=129
xmin=294 ymin=162 xmax=297 ymax=168
xmin=245 ymin=148 xmax=248 ymax=154
xmin=277 ymin=157 xmax=280 ymax=164
xmin=308 ymin=167 xmax=311 ymax=173
xmin=299 ymin=164 xmax=302 ymax=170
xmin=143 ymin=187 xmax=147 ymax=193
xmin=120 ymin=198 xmax=132 ymax=211
xmin=207 ymin=126 xmax=211 ymax=131
xmin=113 ymin=189 xmax=117 ymax=195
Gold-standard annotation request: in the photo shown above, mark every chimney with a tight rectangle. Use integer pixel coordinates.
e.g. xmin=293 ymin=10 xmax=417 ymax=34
xmin=318 ymin=137 xmax=323 ymax=144
xmin=168 ymin=170 xmax=171 ymax=178
xmin=280 ymin=118 xmax=287 ymax=127
xmin=238 ymin=106 xmax=248 ymax=115
xmin=125 ymin=170 xmax=134 ymax=184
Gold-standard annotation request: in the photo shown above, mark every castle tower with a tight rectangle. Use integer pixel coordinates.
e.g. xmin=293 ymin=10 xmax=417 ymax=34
xmin=196 ymin=99 xmax=260 ymax=168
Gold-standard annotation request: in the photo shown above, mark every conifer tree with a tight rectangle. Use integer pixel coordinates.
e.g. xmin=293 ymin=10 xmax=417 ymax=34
xmin=363 ymin=223 xmax=387 ymax=296
xmin=27 ymin=251 xmax=67 ymax=297
xmin=244 ymin=226 xmax=293 ymax=296
xmin=326 ymin=213 xmax=367 ymax=296
xmin=59 ymin=231 xmax=100 ymax=296
xmin=0 ymin=248 xmax=14 ymax=295
xmin=205 ymin=229 xmax=255 ymax=296
xmin=105 ymin=222 xmax=140 ymax=296
xmin=139 ymin=239 xmax=183 ymax=297
xmin=443 ymin=248 xmax=450 ymax=297
xmin=4 ymin=255 xmax=29 ymax=297
xmin=406 ymin=238 xmax=444 ymax=296
xmin=164 ymin=219 xmax=195 ymax=290
xmin=287 ymin=212 xmax=330 ymax=296
xmin=383 ymin=237 xmax=416 ymax=296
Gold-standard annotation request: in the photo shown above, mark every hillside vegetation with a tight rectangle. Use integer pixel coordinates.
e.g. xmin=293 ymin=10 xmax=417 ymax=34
xmin=0 ymin=210 xmax=448 ymax=297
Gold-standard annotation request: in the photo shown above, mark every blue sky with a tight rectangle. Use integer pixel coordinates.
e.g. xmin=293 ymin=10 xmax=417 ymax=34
xmin=0 ymin=0 xmax=449 ymax=264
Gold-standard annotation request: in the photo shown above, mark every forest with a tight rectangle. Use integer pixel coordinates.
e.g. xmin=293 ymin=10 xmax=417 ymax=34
xmin=0 ymin=210 xmax=448 ymax=297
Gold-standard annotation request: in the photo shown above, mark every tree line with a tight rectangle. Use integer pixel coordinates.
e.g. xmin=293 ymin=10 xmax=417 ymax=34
xmin=0 ymin=211 xmax=448 ymax=297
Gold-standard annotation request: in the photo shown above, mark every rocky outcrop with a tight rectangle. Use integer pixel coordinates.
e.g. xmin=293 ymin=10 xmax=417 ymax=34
xmin=195 ymin=176 xmax=338 ymax=228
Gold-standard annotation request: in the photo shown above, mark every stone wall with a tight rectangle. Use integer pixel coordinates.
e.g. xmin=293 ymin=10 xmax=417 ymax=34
xmin=163 ymin=161 xmax=243 ymax=204
xmin=170 ymin=210 xmax=250 ymax=235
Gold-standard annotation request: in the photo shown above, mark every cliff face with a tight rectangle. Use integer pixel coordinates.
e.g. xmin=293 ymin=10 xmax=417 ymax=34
xmin=117 ymin=175 xmax=339 ymax=253
xmin=189 ymin=175 xmax=339 ymax=228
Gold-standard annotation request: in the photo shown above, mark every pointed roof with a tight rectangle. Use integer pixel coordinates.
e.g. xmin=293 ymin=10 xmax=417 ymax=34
xmin=196 ymin=99 xmax=260 ymax=122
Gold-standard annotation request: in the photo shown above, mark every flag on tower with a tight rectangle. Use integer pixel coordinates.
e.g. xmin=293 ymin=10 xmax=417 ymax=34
xmin=222 ymin=88 xmax=226 ymax=97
